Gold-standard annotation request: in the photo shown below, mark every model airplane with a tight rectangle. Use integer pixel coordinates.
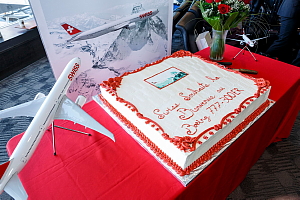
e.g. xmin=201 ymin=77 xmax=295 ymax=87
xmin=227 ymin=29 xmax=268 ymax=61
xmin=227 ymin=29 xmax=268 ymax=47
xmin=61 ymin=9 xmax=159 ymax=42
xmin=0 ymin=58 xmax=115 ymax=200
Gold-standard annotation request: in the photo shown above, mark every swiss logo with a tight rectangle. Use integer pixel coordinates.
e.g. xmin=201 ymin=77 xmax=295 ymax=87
xmin=139 ymin=11 xmax=153 ymax=19
xmin=68 ymin=63 xmax=80 ymax=81
xmin=67 ymin=26 xmax=74 ymax=33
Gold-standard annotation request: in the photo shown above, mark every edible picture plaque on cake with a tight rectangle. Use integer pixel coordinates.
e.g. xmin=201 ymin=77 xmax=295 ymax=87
xmin=29 ymin=0 xmax=173 ymax=102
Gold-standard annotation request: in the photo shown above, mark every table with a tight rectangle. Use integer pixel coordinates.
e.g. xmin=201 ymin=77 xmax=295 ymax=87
xmin=7 ymin=45 xmax=300 ymax=199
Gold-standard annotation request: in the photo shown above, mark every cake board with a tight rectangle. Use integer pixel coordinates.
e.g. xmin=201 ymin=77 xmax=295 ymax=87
xmin=93 ymin=95 xmax=275 ymax=186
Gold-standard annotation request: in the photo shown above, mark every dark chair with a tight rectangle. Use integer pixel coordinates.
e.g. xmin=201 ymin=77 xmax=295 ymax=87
xmin=175 ymin=2 xmax=211 ymax=53
xmin=173 ymin=0 xmax=192 ymax=34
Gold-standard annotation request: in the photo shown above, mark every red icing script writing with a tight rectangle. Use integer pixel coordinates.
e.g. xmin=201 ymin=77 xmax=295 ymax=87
xmin=68 ymin=63 xmax=80 ymax=81
xmin=219 ymin=88 xmax=244 ymax=103
xmin=181 ymin=116 xmax=211 ymax=135
xmin=179 ymin=82 xmax=210 ymax=101
xmin=217 ymin=87 xmax=225 ymax=93
xmin=205 ymin=76 xmax=220 ymax=82
xmin=207 ymin=88 xmax=244 ymax=114
xmin=153 ymin=103 xmax=180 ymax=119
xmin=139 ymin=11 xmax=153 ymax=19
xmin=177 ymin=95 xmax=215 ymax=120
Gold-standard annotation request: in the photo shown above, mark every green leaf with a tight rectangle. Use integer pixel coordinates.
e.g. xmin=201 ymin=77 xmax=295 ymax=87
xmin=230 ymin=12 xmax=248 ymax=28
xmin=206 ymin=17 xmax=222 ymax=30
xmin=223 ymin=12 xmax=239 ymax=30
xmin=198 ymin=1 xmax=207 ymax=16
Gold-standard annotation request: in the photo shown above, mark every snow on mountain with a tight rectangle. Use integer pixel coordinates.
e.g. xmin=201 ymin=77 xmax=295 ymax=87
xmin=46 ymin=5 xmax=169 ymax=102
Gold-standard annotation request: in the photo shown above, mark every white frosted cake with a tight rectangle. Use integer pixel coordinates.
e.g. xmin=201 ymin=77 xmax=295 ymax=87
xmin=98 ymin=50 xmax=271 ymax=176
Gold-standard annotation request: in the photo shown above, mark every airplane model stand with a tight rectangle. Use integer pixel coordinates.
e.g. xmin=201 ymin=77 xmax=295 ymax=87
xmin=232 ymin=45 xmax=258 ymax=61
xmin=51 ymin=123 xmax=56 ymax=156
xmin=51 ymin=121 xmax=92 ymax=156
xmin=0 ymin=58 xmax=114 ymax=200
xmin=227 ymin=28 xmax=268 ymax=62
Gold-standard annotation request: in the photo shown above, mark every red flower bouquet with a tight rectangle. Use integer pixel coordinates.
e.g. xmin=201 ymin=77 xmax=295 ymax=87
xmin=198 ymin=0 xmax=250 ymax=60
xmin=198 ymin=0 xmax=250 ymax=31
xmin=218 ymin=4 xmax=231 ymax=14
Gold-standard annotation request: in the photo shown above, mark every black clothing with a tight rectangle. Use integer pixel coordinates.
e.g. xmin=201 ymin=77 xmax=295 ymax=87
xmin=277 ymin=0 xmax=300 ymax=17
xmin=266 ymin=0 xmax=300 ymax=66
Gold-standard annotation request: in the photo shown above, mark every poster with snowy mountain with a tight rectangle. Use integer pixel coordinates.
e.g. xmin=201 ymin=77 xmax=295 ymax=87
xmin=29 ymin=0 xmax=173 ymax=102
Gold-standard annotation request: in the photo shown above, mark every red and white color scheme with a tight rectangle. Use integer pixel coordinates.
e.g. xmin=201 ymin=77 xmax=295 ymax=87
xmin=0 ymin=58 xmax=114 ymax=200
xmin=61 ymin=9 xmax=159 ymax=42
xmin=98 ymin=50 xmax=271 ymax=177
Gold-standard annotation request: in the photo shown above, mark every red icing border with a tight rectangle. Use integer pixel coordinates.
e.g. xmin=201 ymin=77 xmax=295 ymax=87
xmin=100 ymin=50 xmax=268 ymax=94
xmin=99 ymin=94 xmax=271 ymax=176
xmin=100 ymin=50 xmax=271 ymax=153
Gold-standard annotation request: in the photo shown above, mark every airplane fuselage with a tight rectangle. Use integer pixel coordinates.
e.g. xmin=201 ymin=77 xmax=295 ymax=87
xmin=71 ymin=9 xmax=159 ymax=42
xmin=0 ymin=58 xmax=80 ymax=193
xmin=242 ymin=34 xmax=255 ymax=47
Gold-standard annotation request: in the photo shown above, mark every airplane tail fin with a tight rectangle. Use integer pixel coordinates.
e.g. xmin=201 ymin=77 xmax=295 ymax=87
xmin=61 ymin=23 xmax=82 ymax=36
xmin=4 ymin=173 xmax=28 ymax=200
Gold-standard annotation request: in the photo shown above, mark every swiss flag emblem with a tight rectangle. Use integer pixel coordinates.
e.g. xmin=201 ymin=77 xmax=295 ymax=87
xmin=61 ymin=23 xmax=82 ymax=35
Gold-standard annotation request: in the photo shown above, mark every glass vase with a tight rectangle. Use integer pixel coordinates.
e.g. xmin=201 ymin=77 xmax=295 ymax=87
xmin=210 ymin=29 xmax=228 ymax=61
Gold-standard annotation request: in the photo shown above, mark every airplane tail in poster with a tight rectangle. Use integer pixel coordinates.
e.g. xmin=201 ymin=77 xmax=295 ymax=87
xmin=61 ymin=23 xmax=82 ymax=36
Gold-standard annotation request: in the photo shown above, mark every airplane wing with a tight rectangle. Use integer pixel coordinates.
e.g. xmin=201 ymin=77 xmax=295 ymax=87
xmin=226 ymin=38 xmax=243 ymax=42
xmin=229 ymin=36 xmax=268 ymax=42
xmin=252 ymin=36 xmax=268 ymax=41
xmin=54 ymin=96 xmax=115 ymax=141
xmin=4 ymin=173 xmax=28 ymax=200
xmin=0 ymin=97 xmax=46 ymax=119
xmin=114 ymin=21 xmax=131 ymax=30
xmin=236 ymin=34 xmax=250 ymax=36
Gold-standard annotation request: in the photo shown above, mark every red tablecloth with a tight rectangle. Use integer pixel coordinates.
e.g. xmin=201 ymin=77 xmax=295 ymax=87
xmin=7 ymin=45 xmax=300 ymax=199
